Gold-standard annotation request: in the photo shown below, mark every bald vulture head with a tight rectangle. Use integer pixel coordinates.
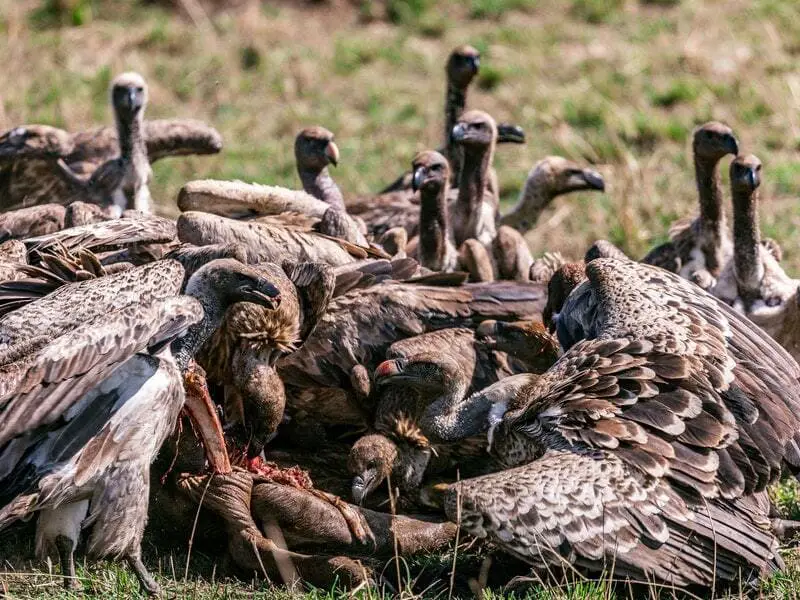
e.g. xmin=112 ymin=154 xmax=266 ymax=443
xmin=348 ymin=434 xmax=398 ymax=505
xmin=111 ymin=72 xmax=148 ymax=120
xmin=411 ymin=150 xmax=450 ymax=193
xmin=451 ymin=109 xmax=497 ymax=149
xmin=294 ymin=126 xmax=340 ymax=171
xmin=446 ymin=45 xmax=480 ymax=90
xmin=526 ymin=156 xmax=605 ymax=197
xmin=693 ymin=121 xmax=739 ymax=161
xmin=730 ymin=153 xmax=762 ymax=195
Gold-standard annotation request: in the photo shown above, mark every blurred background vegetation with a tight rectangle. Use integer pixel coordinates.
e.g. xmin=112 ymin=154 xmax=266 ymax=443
xmin=1 ymin=0 xmax=799 ymax=268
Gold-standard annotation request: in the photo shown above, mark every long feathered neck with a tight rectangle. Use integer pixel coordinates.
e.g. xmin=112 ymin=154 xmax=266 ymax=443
xmin=454 ymin=143 xmax=492 ymax=245
xmin=732 ymin=185 xmax=763 ymax=301
xmin=444 ymin=83 xmax=467 ymax=181
xmin=116 ymin=109 xmax=145 ymax=167
xmin=695 ymin=151 xmax=725 ymax=229
xmin=501 ymin=174 xmax=551 ymax=231
xmin=420 ymin=378 xmax=483 ymax=442
xmin=419 ymin=180 xmax=451 ymax=271
xmin=172 ymin=274 xmax=231 ymax=371
xmin=299 ymin=166 xmax=346 ymax=212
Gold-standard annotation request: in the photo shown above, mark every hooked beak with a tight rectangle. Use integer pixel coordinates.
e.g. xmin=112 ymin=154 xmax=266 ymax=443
xmin=412 ymin=166 xmax=426 ymax=192
xmin=576 ymin=169 xmax=605 ymax=192
xmin=374 ymin=358 xmax=405 ymax=385
xmin=496 ymin=123 xmax=526 ymax=144
xmin=238 ymin=283 xmax=282 ymax=310
xmin=351 ymin=469 xmax=377 ymax=505
xmin=468 ymin=56 xmax=480 ymax=73
xmin=183 ymin=363 xmax=231 ymax=474
xmin=451 ymin=123 xmax=467 ymax=144
xmin=747 ymin=168 xmax=760 ymax=189
xmin=325 ymin=140 xmax=340 ymax=167
xmin=723 ymin=134 xmax=739 ymax=156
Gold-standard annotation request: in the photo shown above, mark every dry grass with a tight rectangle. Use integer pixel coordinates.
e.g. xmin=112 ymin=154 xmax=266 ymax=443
xmin=2 ymin=0 xmax=800 ymax=597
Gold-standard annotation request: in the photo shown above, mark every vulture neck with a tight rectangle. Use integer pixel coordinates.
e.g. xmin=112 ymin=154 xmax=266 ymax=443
xmin=421 ymin=378 xmax=486 ymax=442
xmin=732 ymin=184 xmax=763 ymax=303
xmin=418 ymin=180 xmax=452 ymax=271
xmin=116 ymin=109 xmax=146 ymax=171
xmin=172 ymin=276 xmax=231 ymax=371
xmin=501 ymin=176 xmax=552 ymax=232
xmin=299 ymin=166 xmax=346 ymax=212
xmin=444 ymin=83 xmax=467 ymax=181
xmin=454 ymin=143 xmax=492 ymax=246
xmin=695 ymin=151 xmax=726 ymax=244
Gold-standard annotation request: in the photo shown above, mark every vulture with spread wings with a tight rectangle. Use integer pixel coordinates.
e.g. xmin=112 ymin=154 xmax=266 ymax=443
xmin=442 ymin=258 xmax=800 ymax=590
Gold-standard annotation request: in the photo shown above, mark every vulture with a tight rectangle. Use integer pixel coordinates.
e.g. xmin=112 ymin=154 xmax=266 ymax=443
xmin=177 ymin=179 xmax=368 ymax=246
xmin=435 ymin=258 xmax=800 ymax=590
xmin=278 ymin=277 xmax=547 ymax=431
xmin=349 ymin=323 xmax=558 ymax=505
xmin=713 ymin=155 xmax=800 ymax=360
xmin=642 ymin=121 xmax=739 ymax=289
xmin=378 ymin=45 xmax=526 ymax=194
xmin=0 ymin=258 xmax=282 ymax=594
xmin=294 ymin=126 xmax=344 ymax=212
xmin=0 ymin=77 xmax=221 ymax=211
xmin=176 ymin=210 xmax=386 ymax=267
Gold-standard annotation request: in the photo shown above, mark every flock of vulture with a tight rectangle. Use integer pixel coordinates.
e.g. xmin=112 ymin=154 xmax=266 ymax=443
xmin=1 ymin=44 xmax=799 ymax=597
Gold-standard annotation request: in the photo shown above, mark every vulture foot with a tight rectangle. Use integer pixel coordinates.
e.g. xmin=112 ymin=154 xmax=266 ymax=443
xmin=126 ymin=553 xmax=161 ymax=597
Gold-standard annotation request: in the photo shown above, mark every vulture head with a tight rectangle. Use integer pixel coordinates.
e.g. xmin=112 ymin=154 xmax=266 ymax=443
xmin=451 ymin=109 xmax=497 ymax=149
xmin=446 ymin=45 xmax=480 ymax=90
xmin=693 ymin=121 xmax=739 ymax=161
xmin=730 ymin=153 xmax=762 ymax=195
xmin=348 ymin=433 xmax=398 ymax=505
xmin=185 ymin=258 xmax=282 ymax=311
xmin=476 ymin=319 xmax=560 ymax=372
xmin=526 ymin=156 xmax=605 ymax=198
xmin=111 ymin=72 xmax=148 ymax=119
xmin=295 ymin=126 xmax=340 ymax=171
xmin=411 ymin=150 xmax=450 ymax=194
xmin=374 ymin=352 xmax=463 ymax=393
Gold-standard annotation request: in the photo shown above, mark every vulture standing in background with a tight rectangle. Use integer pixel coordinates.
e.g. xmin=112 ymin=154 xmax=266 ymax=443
xmin=294 ymin=126 xmax=344 ymax=212
xmin=713 ymin=155 xmax=800 ymax=361
xmin=0 ymin=259 xmax=282 ymax=594
xmin=642 ymin=121 xmax=739 ymax=289
xmin=435 ymin=258 xmax=800 ymax=590
xmin=0 ymin=75 xmax=221 ymax=211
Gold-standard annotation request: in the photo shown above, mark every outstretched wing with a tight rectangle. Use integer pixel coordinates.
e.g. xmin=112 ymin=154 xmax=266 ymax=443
xmin=0 ymin=296 xmax=201 ymax=510
xmin=504 ymin=259 xmax=800 ymax=503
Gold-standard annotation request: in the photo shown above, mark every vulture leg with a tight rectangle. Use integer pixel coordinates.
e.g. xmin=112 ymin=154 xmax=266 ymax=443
xmin=54 ymin=535 xmax=81 ymax=590
xmin=126 ymin=552 xmax=161 ymax=596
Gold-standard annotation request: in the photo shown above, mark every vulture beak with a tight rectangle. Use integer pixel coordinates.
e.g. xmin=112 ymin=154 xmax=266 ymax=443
xmin=183 ymin=363 xmax=231 ymax=474
xmin=747 ymin=167 xmax=760 ymax=190
xmin=496 ymin=123 xmax=526 ymax=144
xmin=451 ymin=123 xmax=467 ymax=144
xmin=237 ymin=283 xmax=282 ymax=310
xmin=374 ymin=358 xmax=406 ymax=385
xmin=723 ymin=134 xmax=739 ymax=156
xmin=351 ymin=469 xmax=378 ymax=505
xmin=325 ymin=141 xmax=340 ymax=167
xmin=469 ymin=56 xmax=480 ymax=72
xmin=412 ymin=166 xmax=426 ymax=192
xmin=577 ymin=168 xmax=605 ymax=192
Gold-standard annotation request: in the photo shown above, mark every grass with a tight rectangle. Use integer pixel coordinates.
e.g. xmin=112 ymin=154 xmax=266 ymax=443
xmin=3 ymin=0 xmax=800 ymax=596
